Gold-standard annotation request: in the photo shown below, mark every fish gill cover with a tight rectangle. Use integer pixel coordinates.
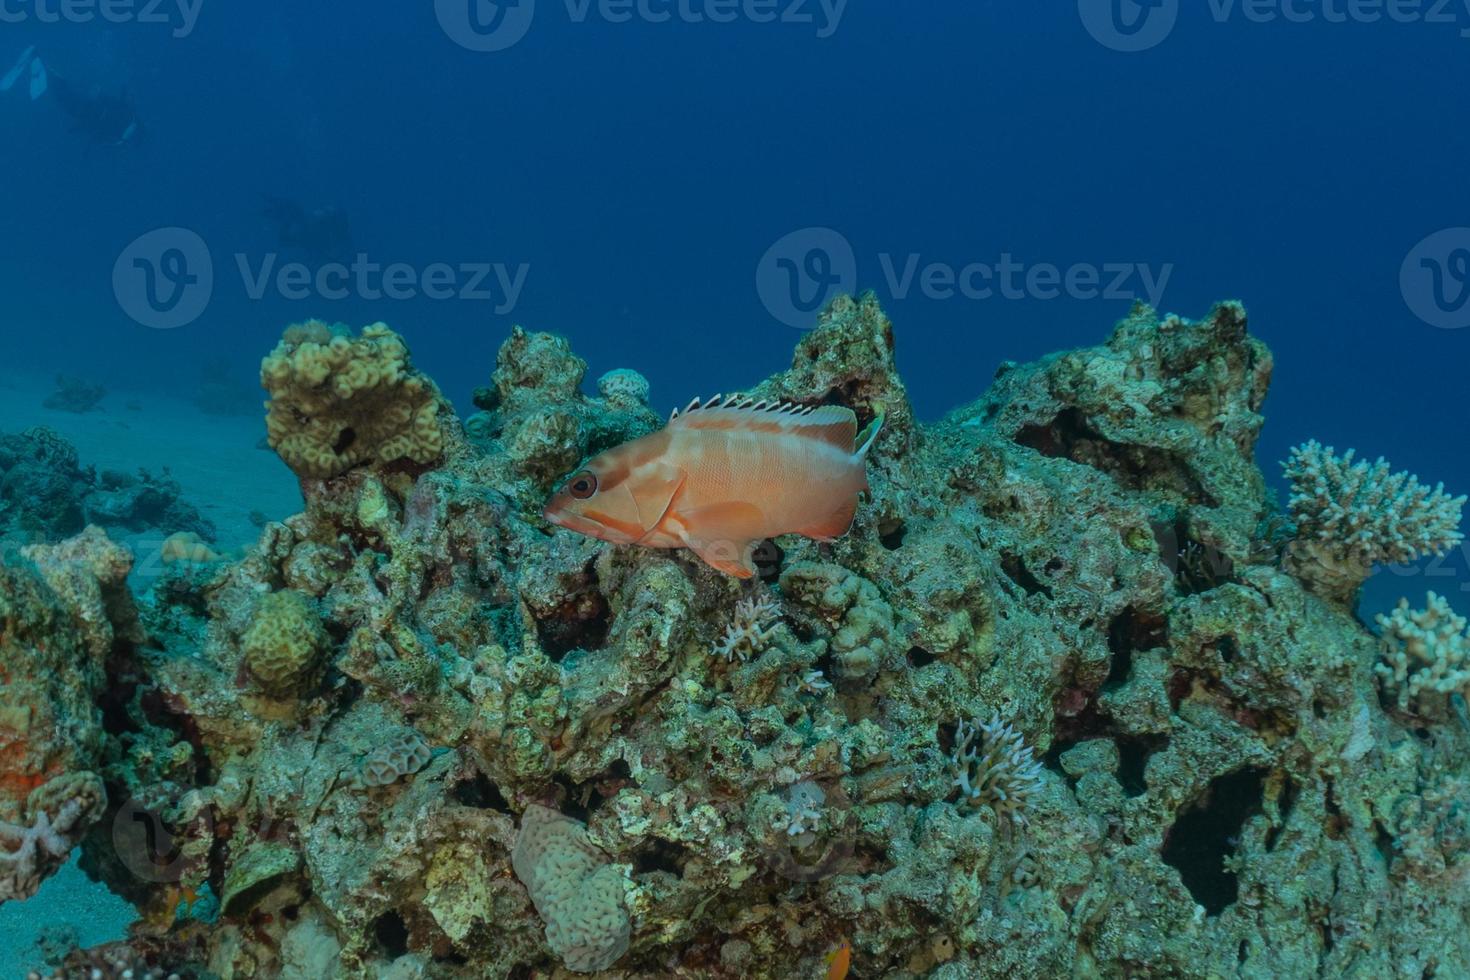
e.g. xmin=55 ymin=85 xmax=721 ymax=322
xmin=1 ymin=295 xmax=1467 ymax=977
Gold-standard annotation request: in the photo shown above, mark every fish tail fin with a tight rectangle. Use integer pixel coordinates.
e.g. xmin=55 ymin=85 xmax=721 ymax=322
xmin=28 ymin=55 xmax=47 ymax=101
xmin=1 ymin=46 xmax=35 ymax=94
xmin=855 ymin=406 xmax=885 ymax=460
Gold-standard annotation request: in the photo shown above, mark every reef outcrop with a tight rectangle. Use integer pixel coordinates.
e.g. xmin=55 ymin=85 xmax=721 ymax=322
xmin=0 ymin=427 xmax=215 ymax=547
xmin=8 ymin=297 xmax=1468 ymax=979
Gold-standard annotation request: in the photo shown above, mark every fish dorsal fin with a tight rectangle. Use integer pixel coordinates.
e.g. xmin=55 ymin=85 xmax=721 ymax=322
xmin=667 ymin=394 xmax=858 ymax=451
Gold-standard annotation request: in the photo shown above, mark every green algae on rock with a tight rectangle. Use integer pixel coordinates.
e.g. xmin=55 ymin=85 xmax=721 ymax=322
xmin=7 ymin=297 xmax=1469 ymax=978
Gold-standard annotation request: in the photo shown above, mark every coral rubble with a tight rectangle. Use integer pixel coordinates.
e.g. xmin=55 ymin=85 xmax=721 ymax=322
xmin=5 ymin=296 xmax=1469 ymax=978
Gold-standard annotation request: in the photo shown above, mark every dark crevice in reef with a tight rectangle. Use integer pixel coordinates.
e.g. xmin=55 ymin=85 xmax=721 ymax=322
xmin=1161 ymin=767 xmax=1267 ymax=915
xmin=1114 ymin=734 xmax=1167 ymax=797
xmin=1044 ymin=697 xmax=1116 ymax=775
xmin=1155 ymin=518 xmax=1236 ymax=595
xmin=752 ymin=538 xmax=784 ymax=580
xmin=1374 ymin=820 xmax=1396 ymax=872
xmin=906 ymin=646 xmax=936 ymax=668
xmin=1014 ymin=409 xmax=1217 ymax=505
xmin=632 ymin=838 xmax=692 ymax=877
xmin=1000 ymin=550 xmax=1052 ymax=599
xmin=374 ymin=910 xmax=411 ymax=958
xmin=451 ymin=772 xmax=512 ymax=813
xmin=534 ymin=574 xmax=611 ymax=662
xmin=553 ymin=772 xmax=613 ymax=820
xmin=1104 ymin=606 xmax=1168 ymax=691
xmin=879 ymin=520 xmax=907 ymax=550
xmin=1014 ymin=407 xmax=1095 ymax=460
xmin=1264 ymin=776 xmax=1297 ymax=852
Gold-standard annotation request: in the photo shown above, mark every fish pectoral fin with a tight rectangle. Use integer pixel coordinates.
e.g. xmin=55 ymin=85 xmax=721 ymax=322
xmin=679 ymin=501 xmax=767 ymax=578
xmin=799 ymin=497 xmax=859 ymax=542
xmin=686 ymin=537 xmax=758 ymax=579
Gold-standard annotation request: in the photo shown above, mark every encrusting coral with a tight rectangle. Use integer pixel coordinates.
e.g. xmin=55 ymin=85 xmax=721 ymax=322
xmin=261 ymin=320 xmax=449 ymax=481
xmin=7 ymin=296 xmax=1470 ymax=979
xmin=1283 ymin=440 xmax=1465 ymax=604
xmin=1375 ymin=592 xmax=1470 ymax=715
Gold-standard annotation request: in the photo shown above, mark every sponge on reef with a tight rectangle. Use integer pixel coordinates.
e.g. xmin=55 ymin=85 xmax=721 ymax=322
xmin=261 ymin=320 xmax=447 ymax=480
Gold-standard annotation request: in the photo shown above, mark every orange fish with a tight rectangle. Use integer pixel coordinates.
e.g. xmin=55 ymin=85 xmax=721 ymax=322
xmin=543 ymin=395 xmax=883 ymax=578
xmin=825 ymin=940 xmax=852 ymax=980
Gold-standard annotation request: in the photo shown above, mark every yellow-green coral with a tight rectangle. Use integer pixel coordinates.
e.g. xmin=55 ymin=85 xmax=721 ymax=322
xmin=261 ymin=321 xmax=446 ymax=480
xmin=241 ymin=589 xmax=329 ymax=697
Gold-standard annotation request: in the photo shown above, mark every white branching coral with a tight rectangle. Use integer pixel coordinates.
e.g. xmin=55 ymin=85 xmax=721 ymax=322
xmin=951 ymin=714 xmax=1046 ymax=825
xmin=1375 ymin=592 xmax=1470 ymax=714
xmin=797 ymin=669 xmax=832 ymax=695
xmin=776 ymin=781 xmax=826 ymax=838
xmin=713 ymin=593 xmax=782 ymax=662
xmin=1283 ymin=441 xmax=1465 ymax=603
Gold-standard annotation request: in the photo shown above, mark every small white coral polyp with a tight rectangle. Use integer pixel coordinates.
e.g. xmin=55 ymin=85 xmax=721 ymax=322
xmin=1375 ymin=592 xmax=1470 ymax=713
xmin=951 ymin=713 xmax=1046 ymax=825
xmin=714 ymin=593 xmax=782 ymax=662
xmin=1284 ymin=441 xmax=1465 ymax=565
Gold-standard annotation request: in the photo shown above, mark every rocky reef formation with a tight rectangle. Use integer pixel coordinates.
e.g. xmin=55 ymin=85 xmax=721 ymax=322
xmin=42 ymin=375 xmax=107 ymax=414
xmin=6 ymin=296 xmax=1469 ymax=978
xmin=0 ymin=427 xmax=216 ymax=548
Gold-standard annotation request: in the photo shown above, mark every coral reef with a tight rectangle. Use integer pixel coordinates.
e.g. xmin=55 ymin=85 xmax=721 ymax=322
xmin=261 ymin=320 xmax=451 ymax=481
xmin=0 ymin=528 xmax=136 ymax=901
xmin=42 ymin=375 xmax=106 ymax=414
xmin=1284 ymin=440 xmax=1465 ymax=604
xmin=8 ymin=296 xmax=1470 ymax=978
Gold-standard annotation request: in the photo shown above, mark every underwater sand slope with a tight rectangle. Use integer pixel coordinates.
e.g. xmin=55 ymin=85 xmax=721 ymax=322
xmin=2 ymin=295 xmax=1467 ymax=979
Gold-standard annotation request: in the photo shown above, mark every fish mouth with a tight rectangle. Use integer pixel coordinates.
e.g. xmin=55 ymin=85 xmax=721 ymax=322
xmin=542 ymin=506 xmax=597 ymax=537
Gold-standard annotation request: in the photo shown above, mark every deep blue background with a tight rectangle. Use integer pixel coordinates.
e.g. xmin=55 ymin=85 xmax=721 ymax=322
xmin=1 ymin=2 xmax=1467 ymax=609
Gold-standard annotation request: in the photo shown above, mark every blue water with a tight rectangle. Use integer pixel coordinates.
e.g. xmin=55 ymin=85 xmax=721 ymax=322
xmin=2 ymin=2 xmax=1467 ymax=608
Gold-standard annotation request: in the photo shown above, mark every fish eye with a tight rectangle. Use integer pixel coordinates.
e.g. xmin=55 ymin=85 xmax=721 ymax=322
xmin=568 ymin=472 xmax=598 ymax=499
